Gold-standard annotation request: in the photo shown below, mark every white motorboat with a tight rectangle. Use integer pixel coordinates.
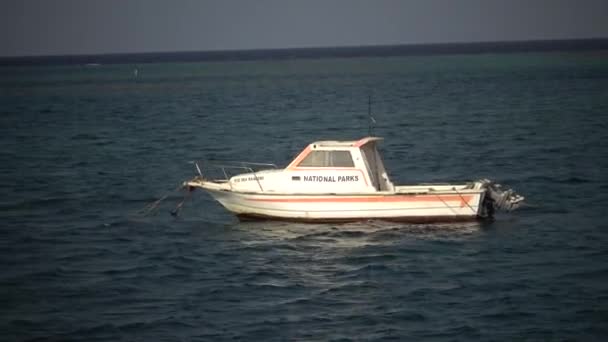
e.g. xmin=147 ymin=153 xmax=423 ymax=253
xmin=184 ymin=137 xmax=523 ymax=222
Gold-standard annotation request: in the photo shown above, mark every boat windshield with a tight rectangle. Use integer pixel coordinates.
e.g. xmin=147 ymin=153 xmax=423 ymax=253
xmin=297 ymin=150 xmax=354 ymax=167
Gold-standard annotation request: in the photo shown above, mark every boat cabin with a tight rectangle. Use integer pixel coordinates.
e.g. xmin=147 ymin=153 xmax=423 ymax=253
xmin=228 ymin=137 xmax=394 ymax=194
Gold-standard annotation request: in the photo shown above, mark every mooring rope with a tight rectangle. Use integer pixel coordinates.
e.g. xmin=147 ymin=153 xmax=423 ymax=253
xmin=170 ymin=186 xmax=195 ymax=217
xmin=453 ymin=187 xmax=478 ymax=215
xmin=434 ymin=193 xmax=459 ymax=216
xmin=134 ymin=184 xmax=185 ymax=217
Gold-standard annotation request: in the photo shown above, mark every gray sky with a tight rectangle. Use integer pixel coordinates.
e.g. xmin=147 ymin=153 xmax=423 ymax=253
xmin=1 ymin=0 xmax=607 ymax=57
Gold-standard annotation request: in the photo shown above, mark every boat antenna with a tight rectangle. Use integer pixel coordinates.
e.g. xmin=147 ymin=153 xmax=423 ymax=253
xmin=368 ymin=94 xmax=376 ymax=136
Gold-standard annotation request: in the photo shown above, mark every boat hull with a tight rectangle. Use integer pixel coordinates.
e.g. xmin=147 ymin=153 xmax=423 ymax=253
xmin=203 ymin=187 xmax=485 ymax=223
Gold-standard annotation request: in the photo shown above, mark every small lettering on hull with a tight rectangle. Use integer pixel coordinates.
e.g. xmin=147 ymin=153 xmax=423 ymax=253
xmin=234 ymin=176 xmax=264 ymax=183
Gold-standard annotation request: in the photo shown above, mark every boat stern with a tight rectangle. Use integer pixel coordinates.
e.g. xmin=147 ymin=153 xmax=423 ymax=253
xmin=475 ymin=179 xmax=525 ymax=218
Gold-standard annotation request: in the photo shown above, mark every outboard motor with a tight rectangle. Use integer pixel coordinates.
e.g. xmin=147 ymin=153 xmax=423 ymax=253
xmin=479 ymin=179 xmax=525 ymax=218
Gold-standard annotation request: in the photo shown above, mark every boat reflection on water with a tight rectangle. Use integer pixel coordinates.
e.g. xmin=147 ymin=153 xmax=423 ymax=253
xmin=229 ymin=219 xmax=485 ymax=249
xmin=217 ymin=219 xmax=491 ymax=294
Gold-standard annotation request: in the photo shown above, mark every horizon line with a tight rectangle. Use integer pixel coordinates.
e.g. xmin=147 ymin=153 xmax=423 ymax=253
xmin=2 ymin=37 xmax=608 ymax=66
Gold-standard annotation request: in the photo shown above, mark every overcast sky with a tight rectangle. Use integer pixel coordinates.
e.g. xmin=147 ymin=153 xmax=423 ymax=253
xmin=1 ymin=0 xmax=607 ymax=57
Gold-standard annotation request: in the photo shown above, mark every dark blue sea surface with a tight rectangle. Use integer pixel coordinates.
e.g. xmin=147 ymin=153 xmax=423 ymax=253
xmin=2 ymin=51 xmax=608 ymax=340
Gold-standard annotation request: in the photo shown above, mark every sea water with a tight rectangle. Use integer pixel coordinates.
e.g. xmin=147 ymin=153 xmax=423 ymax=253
xmin=1 ymin=50 xmax=608 ymax=340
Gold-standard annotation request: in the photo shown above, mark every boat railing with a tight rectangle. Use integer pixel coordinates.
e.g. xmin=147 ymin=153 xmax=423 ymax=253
xmin=189 ymin=160 xmax=277 ymax=191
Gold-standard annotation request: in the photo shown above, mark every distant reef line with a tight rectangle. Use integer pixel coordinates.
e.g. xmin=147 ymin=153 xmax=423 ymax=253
xmin=2 ymin=38 xmax=608 ymax=66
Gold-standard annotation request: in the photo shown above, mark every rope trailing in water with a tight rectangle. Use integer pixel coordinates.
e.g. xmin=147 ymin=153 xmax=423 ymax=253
xmin=170 ymin=186 xmax=196 ymax=217
xmin=135 ymin=185 xmax=186 ymax=217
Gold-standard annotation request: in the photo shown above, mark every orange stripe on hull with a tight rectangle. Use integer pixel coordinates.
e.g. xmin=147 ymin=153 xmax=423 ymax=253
xmin=249 ymin=194 xmax=474 ymax=207
xmin=237 ymin=213 xmax=479 ymax=224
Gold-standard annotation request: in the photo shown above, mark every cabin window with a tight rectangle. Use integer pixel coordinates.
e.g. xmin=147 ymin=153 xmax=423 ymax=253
xmin=297 ymin=151 xmax=355 ymax=167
